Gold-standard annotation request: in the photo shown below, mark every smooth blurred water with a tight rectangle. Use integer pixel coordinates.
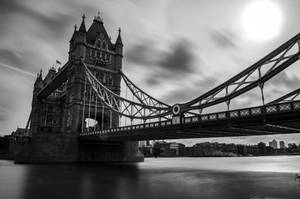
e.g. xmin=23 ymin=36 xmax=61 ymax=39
xmin=0 ymin=156 xmax=300 ymax=199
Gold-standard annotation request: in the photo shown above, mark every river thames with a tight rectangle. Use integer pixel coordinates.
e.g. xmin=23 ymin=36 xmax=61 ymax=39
xmin=1 ymin=156 xmax=300 ymax=199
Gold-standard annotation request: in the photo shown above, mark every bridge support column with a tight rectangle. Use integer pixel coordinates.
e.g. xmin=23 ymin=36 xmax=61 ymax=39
xmin=78 ymin=141 xmax=143 ymax=163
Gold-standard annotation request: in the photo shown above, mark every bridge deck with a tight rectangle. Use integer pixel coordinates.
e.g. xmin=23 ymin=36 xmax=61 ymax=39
xmin=79 ymin=101 xmax=300 ymax=141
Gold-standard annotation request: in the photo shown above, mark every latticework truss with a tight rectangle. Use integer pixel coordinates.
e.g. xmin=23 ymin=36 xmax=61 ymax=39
xmin=82 ymin=60 xmax=172 ymax=120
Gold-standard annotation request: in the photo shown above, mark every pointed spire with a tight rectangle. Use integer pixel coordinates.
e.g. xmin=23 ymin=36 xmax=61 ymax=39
xmin=116 ymin=27 xmax=123 ymax=45
xmin=79 ymin=14 xmax=86 ymax=32
xmin=70 ymin=24 xmax=78 ymax=41
xmin=37 ymin=68 xmax=42 ymax=80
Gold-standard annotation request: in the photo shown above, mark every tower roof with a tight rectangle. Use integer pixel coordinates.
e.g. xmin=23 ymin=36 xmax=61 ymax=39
xmin=86 ymin=13 xmax=113 ymax=50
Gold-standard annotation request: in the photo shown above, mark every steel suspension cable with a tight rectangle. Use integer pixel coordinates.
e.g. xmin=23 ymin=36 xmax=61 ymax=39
xmin=94 ymin=94 xmax=97 ymax=131
xmin=81 ymin=77 xmax=87 ymax=133
xmin=88 ymin=86 xmax=92 ymax=129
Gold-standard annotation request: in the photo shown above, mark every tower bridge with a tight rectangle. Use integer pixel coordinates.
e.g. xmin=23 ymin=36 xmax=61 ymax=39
xmin=14 ymin=13 xmax=300 ymax=163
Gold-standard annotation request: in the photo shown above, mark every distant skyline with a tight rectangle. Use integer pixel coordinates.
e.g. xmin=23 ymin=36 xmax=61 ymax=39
xmin=1 ymin=0 xmax=300 ymax=145
xmin=150 ymin=138 xmax=298 ymax=147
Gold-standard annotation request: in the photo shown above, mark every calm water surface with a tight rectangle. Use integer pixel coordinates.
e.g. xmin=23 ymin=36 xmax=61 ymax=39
xmin=1 ymin=156 xmax=300 ymax=199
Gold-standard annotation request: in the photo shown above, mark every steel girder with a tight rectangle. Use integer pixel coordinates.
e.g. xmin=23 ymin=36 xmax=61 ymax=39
xmin=268 ymin=88 xmax=300 ymax=104
xmin=177 ymin=33 xmax=300 ymax=113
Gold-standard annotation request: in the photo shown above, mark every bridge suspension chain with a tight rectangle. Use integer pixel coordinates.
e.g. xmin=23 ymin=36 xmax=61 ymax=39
xmin=178 ymin=33 xmax=300 ymax=113
xmin=120 ymin=71 xmax=170 ymax=109
xmin=82 ymin=59 xmax=173 ymax=120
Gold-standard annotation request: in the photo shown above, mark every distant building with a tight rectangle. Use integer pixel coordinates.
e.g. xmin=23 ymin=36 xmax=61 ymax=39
xmin=279 ymin=141 xmax=285 ymax=149
xmin=154 ymin=141 xmax=185 ymax=157
xmin=269 ymin=139 xmax=278 ymax=149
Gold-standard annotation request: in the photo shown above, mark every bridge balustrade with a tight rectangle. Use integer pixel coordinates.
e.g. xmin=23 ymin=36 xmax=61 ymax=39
xmin=79 ymin=100 xmax=300 ymax=137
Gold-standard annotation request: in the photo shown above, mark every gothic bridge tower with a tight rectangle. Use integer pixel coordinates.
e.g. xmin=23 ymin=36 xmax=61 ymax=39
xmin=15 ymin=13 xmax=143 ymax=163
xmin=66 ymin=13 xmax=123 ymax=134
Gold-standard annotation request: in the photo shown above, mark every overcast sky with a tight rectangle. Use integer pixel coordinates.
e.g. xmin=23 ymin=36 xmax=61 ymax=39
xmin=1 ymin=0 xmax=300 ymax=145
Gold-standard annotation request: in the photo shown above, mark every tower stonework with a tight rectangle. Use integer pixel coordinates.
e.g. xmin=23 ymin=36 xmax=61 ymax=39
xmin=14 ymin=14 xmax=143 ymax=163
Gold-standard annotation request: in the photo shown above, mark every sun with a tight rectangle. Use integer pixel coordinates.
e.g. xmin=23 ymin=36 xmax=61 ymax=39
xmin=241 ymin=1 xmax=283 ymax=41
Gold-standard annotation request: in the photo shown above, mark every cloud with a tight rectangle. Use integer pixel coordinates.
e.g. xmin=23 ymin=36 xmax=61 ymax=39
xmin=0 ymin=0 xmax=22 ymax=15
xmin=210 ymin=29 xmax=237 ymax=48
xmin=145 ymin=77 xmax=160 ymax=86
xmin=270 ymin=71 xmax=300 ymax=90
xmin=157 ymin=39 xmax=194 ymax=73
xmin=126 ymin=38 xmax=198 ymax=88
xmin=0 ymin=49 xmax=24 ymax=67
xmin=161 ymin=75 xmax=218 ymax=104
xmin=126 ymin=40 xmax=157 ymax=66
xmin=0 ymin=105 xmax=9 ymax=122
xmin=0 ymin=62 xmax=35 ymax=77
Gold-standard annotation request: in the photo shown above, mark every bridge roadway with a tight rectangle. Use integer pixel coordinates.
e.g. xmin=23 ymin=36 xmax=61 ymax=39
xmin=79 ymin=100 xmax=300 ymax=141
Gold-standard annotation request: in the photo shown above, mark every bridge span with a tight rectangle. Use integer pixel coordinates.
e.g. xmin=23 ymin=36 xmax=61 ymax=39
xmin=80 ymin=100 xmax=300 ymax=141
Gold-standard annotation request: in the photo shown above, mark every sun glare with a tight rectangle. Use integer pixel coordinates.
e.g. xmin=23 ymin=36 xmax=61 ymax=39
xmin=241 ymin=0 xmax=283 ymax=42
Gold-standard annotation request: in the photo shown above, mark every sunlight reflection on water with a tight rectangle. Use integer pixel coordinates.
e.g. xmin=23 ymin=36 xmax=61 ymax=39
xmin=140 ymin=156 xmax=300 ymax=173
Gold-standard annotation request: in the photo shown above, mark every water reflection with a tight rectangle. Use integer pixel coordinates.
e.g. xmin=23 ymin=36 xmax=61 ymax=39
xmin=1 ymin=156 xmax=300 ymax=199
xmin=20 ymin=164 xmax=141 ymax=199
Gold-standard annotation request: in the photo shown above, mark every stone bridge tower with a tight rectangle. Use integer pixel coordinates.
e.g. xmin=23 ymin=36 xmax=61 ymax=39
xmin=15 ymin=14 xmax=143 ymax=163
xmin=65 ymin=14 xmax=123 ymax=134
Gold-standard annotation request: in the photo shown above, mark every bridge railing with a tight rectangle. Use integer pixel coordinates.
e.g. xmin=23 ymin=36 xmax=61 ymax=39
xmin=79 ymin=100 xmax=300 ymax=136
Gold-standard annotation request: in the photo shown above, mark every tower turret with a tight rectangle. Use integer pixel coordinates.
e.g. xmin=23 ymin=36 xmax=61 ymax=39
xmin=69 ymin=24 xmax=78 ymax=55
xmin=34 ymin=69 xmax=43 ymax=92
xmin=115 ymin=28 xmax=123 ymax=71
xmin=69 ymin=15 xmax=87 ymax=60
xmin=115 ymin=28 xmax=123 ymax=55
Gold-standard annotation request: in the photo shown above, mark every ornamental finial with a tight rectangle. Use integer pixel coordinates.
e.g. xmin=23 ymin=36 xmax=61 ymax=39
xmin=94 ymin=11 xmax=103 ymax=22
